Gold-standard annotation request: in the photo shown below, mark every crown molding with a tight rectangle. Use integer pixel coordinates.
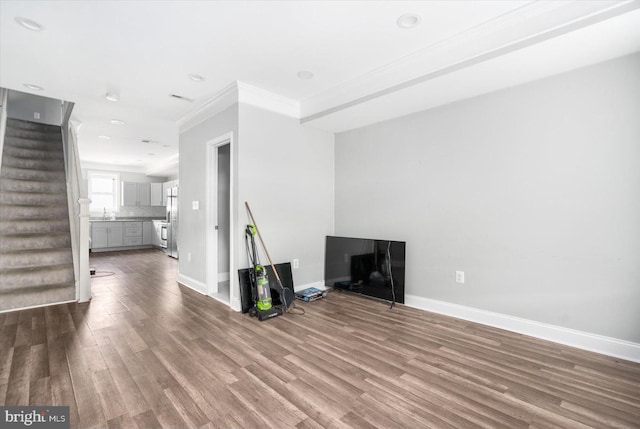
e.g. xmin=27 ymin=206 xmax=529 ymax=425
xmin=177 ymin=80 xmax=300 ymax=133
xmin=236 ymin=81 xmax=300 ymax=118
xmin=177 ymin=82 xmax=238 ymax=133
xmin=300 ymin=0 xmax=639 ymax=123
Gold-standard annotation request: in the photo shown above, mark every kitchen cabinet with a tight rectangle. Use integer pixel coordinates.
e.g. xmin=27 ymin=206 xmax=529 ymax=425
xmin=150 ymin=183 xmax=163 ymax=206
xmin=123 ymin=222 xmax=143 ymax=246
xmin=143 ymin=221 xmax=154 ymax=245
xmin=122 ymin=182 xmax=151 ymax=206
xmin=91 ymin=222 xmax=123 ymax=249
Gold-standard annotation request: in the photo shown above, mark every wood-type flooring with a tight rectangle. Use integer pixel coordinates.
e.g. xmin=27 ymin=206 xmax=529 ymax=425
xmin=1 ymin=249 xmax=639 ymax=428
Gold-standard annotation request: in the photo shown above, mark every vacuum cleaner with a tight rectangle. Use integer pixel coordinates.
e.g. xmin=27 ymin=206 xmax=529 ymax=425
xmin=245 ymin=224 xmax=282 ymax=320
xmin=244 ymin=202 xmax=294 ymax=321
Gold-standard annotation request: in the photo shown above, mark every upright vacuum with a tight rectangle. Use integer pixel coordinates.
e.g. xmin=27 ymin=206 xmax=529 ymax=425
xmin=245 ymin=224 xmax=282 ymax=321
xmin=243 ymin=202 xmax=295 ymax=321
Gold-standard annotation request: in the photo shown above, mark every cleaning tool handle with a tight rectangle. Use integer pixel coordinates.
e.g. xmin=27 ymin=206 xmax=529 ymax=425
xmin=244 ymin=202 xmax=282 ymax=283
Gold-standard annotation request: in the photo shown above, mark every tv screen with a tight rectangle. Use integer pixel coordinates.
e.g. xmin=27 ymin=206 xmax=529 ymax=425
xmin=324 ymin=236 xmax=405 ymax=304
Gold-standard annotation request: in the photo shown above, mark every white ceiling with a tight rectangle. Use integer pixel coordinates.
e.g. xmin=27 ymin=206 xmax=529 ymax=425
xmin=1 ymin=0 xmax=639 ymax=177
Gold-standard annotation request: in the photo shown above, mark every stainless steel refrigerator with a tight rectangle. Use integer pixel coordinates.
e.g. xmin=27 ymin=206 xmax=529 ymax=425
xmin=166 ymin=186 xmax=178 ymax=258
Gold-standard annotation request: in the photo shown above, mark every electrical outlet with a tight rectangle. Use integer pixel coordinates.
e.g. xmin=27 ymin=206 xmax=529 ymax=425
xmin=456 ymin=271 xmax=465 ymax=284
xmin=34 ymin=112 xmax=40 ymax=119
xmin=293 ymin=258 xmax=299 ymax=269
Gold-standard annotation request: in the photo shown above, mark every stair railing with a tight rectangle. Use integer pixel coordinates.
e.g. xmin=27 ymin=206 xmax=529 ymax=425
xmin=0 ymin=88 xmax=8 ymax=177
xmin=61 ymin=101 xmax=91 ymax=302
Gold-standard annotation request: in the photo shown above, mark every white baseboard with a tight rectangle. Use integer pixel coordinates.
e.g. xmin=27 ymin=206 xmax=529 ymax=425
xmin=218 ymin=272 xmax=230 ymax=283
xmin=177 ymin=273 xmax=207 ymax=295
xmin=405 ymin=294 xmax=640 ymax=363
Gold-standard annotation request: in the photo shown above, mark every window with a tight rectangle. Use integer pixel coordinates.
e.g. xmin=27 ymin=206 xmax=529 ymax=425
xmin=88 ymin=172 xmax=119 ymax=215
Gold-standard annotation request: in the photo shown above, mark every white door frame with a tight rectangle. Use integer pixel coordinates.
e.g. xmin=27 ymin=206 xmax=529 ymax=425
xmin=206 ymin=132 xmax=234 ymax=300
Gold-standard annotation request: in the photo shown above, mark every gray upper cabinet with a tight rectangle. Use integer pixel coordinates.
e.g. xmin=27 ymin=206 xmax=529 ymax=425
xmin=138 ymin=183 xmax=151 ymax=206
xmin=121 ymin=182 xmax=138 ymax=206
xmin=150 ymin=183 xmax=163 ymax=206
xmin=122 ymin=182 xmax=152 ymax=206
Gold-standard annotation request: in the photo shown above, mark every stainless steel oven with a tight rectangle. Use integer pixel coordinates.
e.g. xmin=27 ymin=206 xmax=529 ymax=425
xmin=160 ymin=224 xmax=168 ymax=249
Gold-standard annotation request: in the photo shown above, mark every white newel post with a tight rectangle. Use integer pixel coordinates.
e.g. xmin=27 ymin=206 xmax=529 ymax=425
xmin=78 ymin=198 xmax=92 ymax=302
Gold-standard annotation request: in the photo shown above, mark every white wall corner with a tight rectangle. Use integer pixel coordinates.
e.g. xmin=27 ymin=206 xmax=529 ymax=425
xmin=236 ymin=81 xmax=300 ymax=119
xmin=230 ymin=297 xmax=242 ymax=312
xmin=177 ymin=82 xmax=239 ymax=133
xmin=177 ymin=273 xmax=207 ymax=295
xmin=177 ymin=80 xmax=301 ymax=134
xmin=405 ymin=294 xmax=640 ymax=363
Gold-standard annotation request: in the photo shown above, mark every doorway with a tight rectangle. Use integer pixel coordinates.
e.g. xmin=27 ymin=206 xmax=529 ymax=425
xmin=206 ymin=134 xmax=233 ymax=306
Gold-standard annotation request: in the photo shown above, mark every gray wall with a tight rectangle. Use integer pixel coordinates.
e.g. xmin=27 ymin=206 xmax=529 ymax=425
xmin=334 ymin=53 xmax=640 ymax=343
xmin=178 ymin=103 xmax=334 ymax=307
xmin=7 ymin=90 xmax=62 ymax=126
xmin=238 ymin=104 xmax=334 ymax=288
xmin=179 ymin=104 xmax=239 ymax=284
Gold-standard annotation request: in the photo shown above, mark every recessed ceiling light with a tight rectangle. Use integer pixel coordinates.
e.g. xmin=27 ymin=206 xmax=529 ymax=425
xmin=15 ymin=16 xmax=44 ymax=31
xmin=105 ymin=92 xmax=120 ymax=102
xmin=98 ymin=135 xmax=110 ymax=140
xmin=23 ymin=83 xmax=44 ymax=91
xmin=110 ymin=119 xmax=125 ymax=125
xmin=188 ymin=74 xmax=205 ymax=82
xmin=297 ymin=70 xmax=314 ymax=80
xmin=397 ymin=13 xmax=421 ymax=29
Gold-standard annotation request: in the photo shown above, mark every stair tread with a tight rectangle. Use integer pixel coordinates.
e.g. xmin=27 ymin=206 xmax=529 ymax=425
xmin=3 ymin=137 xmax=63 ymax=146
xmin=1 ymin=166 xmax=66 ymax=174
xmin=0 ymin=247 xmax=71 ymax=255
xmin=1 ymin=155 xmax=65 ymax=168
xmin=0 ymin=179 xmax=66 ymax=185
xmin=0 ymin=198 xmax=68 ymax=204
xmin=0 ymin=206 xmax=69 ymax=212
xmin=0 ymin=262 xmax=74 ymax=273
xmin=0 ymin=190 xmax=68 ymax=197
xmin=0 ymin=282 xmax=76 ymax=295
xmin=0 ymin=230 xmax=71 ymax=237
xmin=2 ymin=145 xmax=64 ymax=156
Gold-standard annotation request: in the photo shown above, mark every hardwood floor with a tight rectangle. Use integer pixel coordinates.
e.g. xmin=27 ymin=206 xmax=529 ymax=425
xmin=1 ymin=249 xmax=639 ymax=428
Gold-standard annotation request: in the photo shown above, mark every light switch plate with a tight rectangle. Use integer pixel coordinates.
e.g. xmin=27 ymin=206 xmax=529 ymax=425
xmin=192 ymin=201 xmax=199 ymax=210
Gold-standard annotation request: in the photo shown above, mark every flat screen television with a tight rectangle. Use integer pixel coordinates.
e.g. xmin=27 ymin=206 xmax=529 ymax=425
xmin=324 ymin=236 xmax=405 ymax=304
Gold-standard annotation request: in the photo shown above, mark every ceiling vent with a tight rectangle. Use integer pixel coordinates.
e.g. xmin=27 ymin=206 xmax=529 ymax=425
xmin=169 ymin=94 xmax=193 ymax=102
